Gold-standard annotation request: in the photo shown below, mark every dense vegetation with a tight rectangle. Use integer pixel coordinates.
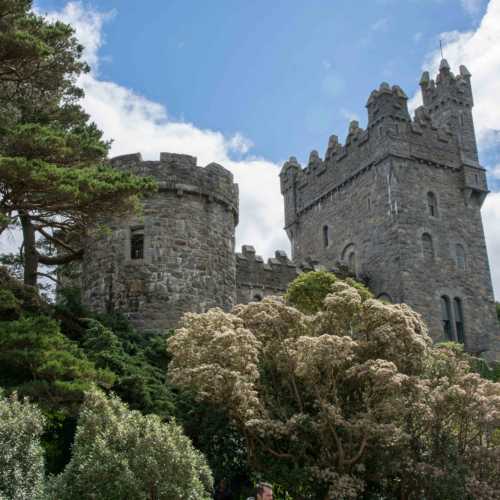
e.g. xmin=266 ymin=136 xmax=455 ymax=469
xmin=1 ymin=2 xmax=499 ymax=499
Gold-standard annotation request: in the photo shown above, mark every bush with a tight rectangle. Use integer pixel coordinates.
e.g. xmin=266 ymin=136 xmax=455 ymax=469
xmin=0 ymin=391 xmax=46 ymax=500
xmin=50 ymin=390 xmax=213 ymax=500
xmin=285 ymin=271 xmax=337 ymax=314
xmin=168 ymin=283 xmax=500 ymax=499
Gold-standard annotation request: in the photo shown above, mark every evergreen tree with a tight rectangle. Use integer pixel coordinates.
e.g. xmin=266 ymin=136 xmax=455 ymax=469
xmin=0 ymin=0 xmax=155 ymax=286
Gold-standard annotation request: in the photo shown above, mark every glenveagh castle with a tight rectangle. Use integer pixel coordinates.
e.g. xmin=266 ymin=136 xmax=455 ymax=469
xmin=79 ymin=60 xmax=499 ymax=360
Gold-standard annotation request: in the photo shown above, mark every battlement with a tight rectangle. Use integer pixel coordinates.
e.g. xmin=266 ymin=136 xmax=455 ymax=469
xmin=236 ymin=245 xmax=299 ymax=297
xmin=280 ymin=70 xmax=479 ymax=226
xmin=110 ymin=152 xmax=239 ymax=222
xmin=420 ymin=59 xmax=473 ymax=109
xmin=367 ymin=82 xmax=410 ymax=126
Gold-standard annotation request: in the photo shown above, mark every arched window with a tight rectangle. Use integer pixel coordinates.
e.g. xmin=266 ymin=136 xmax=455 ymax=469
xmin=253 ymin=293 xmax=263 ymax=302
xmin=456 ymin=244 xmax=466 ymax=270
xmin=422 ymin=233 xmax=434 ymax=260
xmin=454 ymin=298 xmax=465 ymax=344
xmin=377 ymin=293 xmax=393 ymax=303
xmin=440 ymin=296 xmax=453 ymax=341
xmin=427 ymin=192 xmax=438 ymax=217
xmin=322 ymin=225 xmax=329 ymax=248
xmin=342 ymin=244 xmax=356 ymax=275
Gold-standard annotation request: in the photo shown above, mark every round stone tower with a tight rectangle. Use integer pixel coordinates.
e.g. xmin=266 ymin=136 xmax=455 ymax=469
xmin=81 ymin=152 xmax=239 ymax=331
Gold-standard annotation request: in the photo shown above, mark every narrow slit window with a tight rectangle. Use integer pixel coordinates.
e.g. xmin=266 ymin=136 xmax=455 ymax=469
xmin=454 ymin=298 xmax=465 ymax=344
xmin=422 ymin=233 xmax=434 ymax=260
xmin=130 ymin=229 xmax=144 ymax=260
xmin=456 ymin=244 xmax=465 ymax=270
xmin=348 ymin=251 xmax=356 ymax=275
xmin=427 ymin=192 xmax=437 ymax=217
xmin=440 ymin=296 xmax=453 ymax=341
xmin=323 ymin=225 xmax=329 ymax=248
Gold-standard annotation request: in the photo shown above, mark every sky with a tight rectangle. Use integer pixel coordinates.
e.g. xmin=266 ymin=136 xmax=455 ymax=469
xmin=4 ymin=0 xmax=500 ymax=297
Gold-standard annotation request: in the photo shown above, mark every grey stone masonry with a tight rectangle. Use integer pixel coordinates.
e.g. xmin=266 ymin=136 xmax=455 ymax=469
xmin=235 ymin=245 xmax=299 ymax=304
xmin=81 ymin=153 xmax=239 ymax=331
xmin=281 ymin=60 xmax=499 ymax=360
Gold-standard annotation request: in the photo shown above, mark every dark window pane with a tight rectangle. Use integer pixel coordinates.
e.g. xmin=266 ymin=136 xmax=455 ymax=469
xmin=441 ymin=296 xmax=453 ymax=341
xmin=427 ymin=192 xmax=437 ymax=217
xmin=454 ymin=298 xmax=465 ymax=344
xmin=323 ymin=225 xmax=329 ymax=248
xmin=131 ymin=234 xmax=144 ymax=260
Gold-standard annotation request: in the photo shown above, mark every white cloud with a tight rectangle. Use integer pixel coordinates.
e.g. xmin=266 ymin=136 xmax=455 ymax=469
xmin=409 ymin=0 xmax=500 ymax=148
xmin=491 ymin=164 xmax=500 ymax=179
xmin=409 ymin=0 xmax=500 ymax=298
xmin=41 ymin=2 xmax=290 ymax=260
xmin=482 ymin=193 xmax=500 ymax=298
xmin=38 ymin=1 xmax=114 ymax=72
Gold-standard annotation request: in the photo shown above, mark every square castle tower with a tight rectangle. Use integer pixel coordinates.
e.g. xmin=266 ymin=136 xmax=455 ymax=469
xmin=280 ymin=60 xmax=498 ymax=359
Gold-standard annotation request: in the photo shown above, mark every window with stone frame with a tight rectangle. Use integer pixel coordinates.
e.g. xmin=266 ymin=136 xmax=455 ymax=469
xmin=456 ymin=244 xmax=466 ymax=270
xmin=453 ymin=297 xmax=465 ymax=344
xmin=422 ymin=233 xmax=434 ymax=260
xmin=130 ymin=227 xmax=144 ymax=260
xmin=427 ymin=192 xmax=438 ymax=217
xmin=440 ymin=296 xmax=453 ymax=341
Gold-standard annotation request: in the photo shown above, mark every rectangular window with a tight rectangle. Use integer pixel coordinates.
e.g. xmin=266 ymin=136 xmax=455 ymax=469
xmin=130 ymin=228 xmax=144 ymax=260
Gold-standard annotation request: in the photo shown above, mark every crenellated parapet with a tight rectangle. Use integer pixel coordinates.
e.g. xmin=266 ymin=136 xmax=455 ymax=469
xmin=110 ymin=152 xmax=239 ymax=223
xmin=280 ymin=65 xmax=485 ymax=227
xmin=235 ymin=245 xmax=299 ymax=303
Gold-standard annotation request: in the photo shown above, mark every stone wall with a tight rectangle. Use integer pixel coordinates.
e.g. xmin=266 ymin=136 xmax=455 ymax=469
xmin=281 ymin=61 xmax=499 ymax=359
xmin=235 ymin=245 xmax=299 ymax=304
xmin=81 ymin=153 xmax=239 ymax=331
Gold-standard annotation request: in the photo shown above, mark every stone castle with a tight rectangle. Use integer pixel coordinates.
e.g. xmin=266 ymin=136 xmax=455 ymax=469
xmin=80 ymin=60 xmax=499 ymax=360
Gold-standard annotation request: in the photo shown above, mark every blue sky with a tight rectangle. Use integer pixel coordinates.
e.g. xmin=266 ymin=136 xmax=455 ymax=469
xmin=37 ymin=0 xmax=488 ymax=164
xmin=24 ymin=0 xmax=500 ymax=296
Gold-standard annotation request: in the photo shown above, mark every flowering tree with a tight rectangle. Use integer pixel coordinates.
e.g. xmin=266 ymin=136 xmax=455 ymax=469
xmin=50 ymin=390 xmax=213 ymax=500
xmin=0 ymin=391 xmax=45 ymax=500
xmin=167 ymin=279 xmax=500 ymax=499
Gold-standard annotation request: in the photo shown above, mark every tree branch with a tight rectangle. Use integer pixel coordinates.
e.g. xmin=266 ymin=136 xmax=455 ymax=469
xmin=37 ymin=249 xmax=83 ymax=265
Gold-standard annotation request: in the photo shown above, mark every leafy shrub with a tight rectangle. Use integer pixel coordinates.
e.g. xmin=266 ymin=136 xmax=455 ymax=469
xmin=0 ymin=391 xmax=45 ymax=500
xmin=50 ymin=390 xmax=213 ymax=500
xmin=285 ymin=271 xmax=337 ymax=314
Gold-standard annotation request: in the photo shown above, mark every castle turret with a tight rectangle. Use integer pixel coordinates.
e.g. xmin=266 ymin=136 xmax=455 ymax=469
xmin=420 ymin=59 xmax=478 ymax=163
xmin=366 ymin=82 xmax=411 ymax=129
xmin=281 ymin=61 xmax=499 ymax=361
xmin=80 ymin=153 xmax=239 ymax=331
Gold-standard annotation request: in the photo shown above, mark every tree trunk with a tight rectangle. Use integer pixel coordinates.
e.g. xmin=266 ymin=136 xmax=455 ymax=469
xmin=20 ymin=212 xmax=38 ymax=286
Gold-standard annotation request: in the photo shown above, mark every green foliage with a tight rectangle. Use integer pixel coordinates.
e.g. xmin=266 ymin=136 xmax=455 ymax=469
xmin=80 ymin=317 xmax=176 ymax=419
xmin=496 ymin=302 xmax=500 ymax=321
xmin=0 ymin=390 xmax=46 ymax=500
xmin=175 ymin=393 xmax=250 ymax=494
xmin=285 ymin=271 xmax=373 ymax=315
xmin=0 ymin=288 xmax=20 ymax=317
xmin=285 ymin=271 xmax=337 ymax=314
xmin=49 ymin=390 xmax=213 ymax=500
xmin=0 ymin=315 xmax=115 ymax=413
